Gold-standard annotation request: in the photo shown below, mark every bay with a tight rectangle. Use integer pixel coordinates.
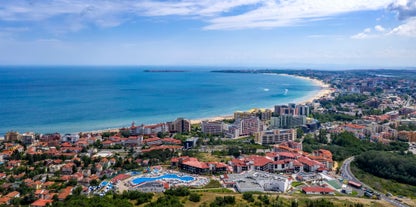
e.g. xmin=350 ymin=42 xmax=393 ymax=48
xmin=0 ymin=66 xmax=320 ymax=134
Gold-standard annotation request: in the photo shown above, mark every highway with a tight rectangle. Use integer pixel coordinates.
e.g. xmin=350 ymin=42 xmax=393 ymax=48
xmin=341 ymin=156 xmax=410 ymax=207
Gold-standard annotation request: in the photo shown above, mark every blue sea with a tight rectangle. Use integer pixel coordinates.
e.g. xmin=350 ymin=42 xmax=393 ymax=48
xmin=0 ymin=66 xmax=320 ymax=135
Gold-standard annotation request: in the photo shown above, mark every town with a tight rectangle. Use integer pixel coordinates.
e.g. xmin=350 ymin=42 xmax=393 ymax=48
xmin=1 ymin=69 xmax=415 ymax=207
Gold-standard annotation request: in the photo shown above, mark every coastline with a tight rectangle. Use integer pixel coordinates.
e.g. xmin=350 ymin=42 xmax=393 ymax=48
xmin=189 ymin=74 xmax=332 ymax=125
xmin=84 ymin=74 xmax=333 ymax=132
xmin=18 ymin=73 xmax=333 ymax=134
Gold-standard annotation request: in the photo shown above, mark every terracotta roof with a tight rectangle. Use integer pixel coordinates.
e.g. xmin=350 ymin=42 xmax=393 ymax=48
xmin=6 ymin=191 xmax=20 ymax=198
xmin=30 ymin=199 xmax=53 ymax=207
xmin=58 ymin=187 xmax=72 ymax=200
xmin=182 ymin=160 xmax=209 ymax=169
xmin=247 ymin=155 xmax=272 ymax=167
xmin=143 ymin=137 xmax=161 ymax=142
xmin=345 ymin=123 xmax=366 ymax=129
xmin=302 ymin=186 xmax=334 ymax=193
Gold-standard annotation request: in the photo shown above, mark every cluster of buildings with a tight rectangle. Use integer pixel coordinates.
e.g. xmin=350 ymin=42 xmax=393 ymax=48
xmin=199 ymin=103 xmax=319 ymax=141
xmin=170 ymin=140 xmax=333 ymax=178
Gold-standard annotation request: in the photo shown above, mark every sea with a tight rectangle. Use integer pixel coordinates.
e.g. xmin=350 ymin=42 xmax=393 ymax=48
xmin=0 ymin=66 xmax=321 ymax=135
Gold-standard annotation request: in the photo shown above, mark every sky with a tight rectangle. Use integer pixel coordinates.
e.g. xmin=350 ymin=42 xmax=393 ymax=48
xmin=0 ymin=0 xmax=416 ymax=69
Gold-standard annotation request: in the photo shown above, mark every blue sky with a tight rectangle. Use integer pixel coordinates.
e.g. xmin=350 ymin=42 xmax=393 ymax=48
xmin=0 ymin=0 xmax=415 ymax=69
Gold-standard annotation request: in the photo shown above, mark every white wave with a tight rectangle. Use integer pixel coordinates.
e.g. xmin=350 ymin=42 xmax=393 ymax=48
xmin=263 ymin=88 xmax=270 ymax=92
xmin=284 ymin=89 xmax=288 ymax=95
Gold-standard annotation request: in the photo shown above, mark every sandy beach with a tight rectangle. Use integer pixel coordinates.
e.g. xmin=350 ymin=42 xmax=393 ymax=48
xmin=190 ymin=74 xmax=333 ymax=124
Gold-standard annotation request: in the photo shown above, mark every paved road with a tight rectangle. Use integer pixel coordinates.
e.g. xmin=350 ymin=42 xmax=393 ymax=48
xmin=341 ymin=156 xmax=410 ymax=207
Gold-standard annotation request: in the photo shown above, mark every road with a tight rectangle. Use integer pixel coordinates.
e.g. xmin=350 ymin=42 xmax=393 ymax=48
xmin=341 ymin=156 xmax=410 ymax=207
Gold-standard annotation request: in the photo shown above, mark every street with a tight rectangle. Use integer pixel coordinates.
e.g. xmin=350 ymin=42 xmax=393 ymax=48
xmin=341 ymin=156 xmax=410 ymax=207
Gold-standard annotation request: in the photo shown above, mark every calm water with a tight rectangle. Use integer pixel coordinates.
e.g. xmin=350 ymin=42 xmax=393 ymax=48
xmin=131 ymin=174 xmax=195 ymax=185
xmin=0 ymin=66 xmax=320 ymax=134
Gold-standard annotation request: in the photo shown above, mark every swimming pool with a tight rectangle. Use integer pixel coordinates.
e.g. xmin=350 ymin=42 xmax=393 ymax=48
xmin=131 ymin=174 xmax=195 ymax=185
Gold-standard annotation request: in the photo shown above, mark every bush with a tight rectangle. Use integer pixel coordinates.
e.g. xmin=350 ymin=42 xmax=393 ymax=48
xmin=189 ymin=193 xmax=201 ymax=202
xmin=242 ymin=192 xmax=254 ymax=202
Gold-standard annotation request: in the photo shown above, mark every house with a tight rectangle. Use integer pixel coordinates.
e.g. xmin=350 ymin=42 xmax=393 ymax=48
xmin=58 ymin=186 xmax=72 ymax=201
xmin=302 ymin=186 xmax=334 ymax=195
xmin=0 ymin=197 xmax=12 ymax=205
xmin=61 ymin=163 xmax=75 ymax=175
xmin=34 ymin=189 xmax=49 ymax=199
xmin=102 ymin=140 xmax=114 ymax=148
xmin=297 ymin=157 xmax=325 ymax=172
xmin=142 ymin=137 xmax=162 ymax=146
xmin=171 ymin=156 xmax=227 ymax=174
xmin=161 ymin=138 xmax=182 ymax=145
xmin=229 ymin=155 xmax=272 ymax=173
xmin=30 ymin=199 xmax=53 ymax=207
xmin=6 ymin=191 xmax=20 ymax=198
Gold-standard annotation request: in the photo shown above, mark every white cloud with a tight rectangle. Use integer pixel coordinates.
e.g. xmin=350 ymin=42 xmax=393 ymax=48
xmin=0 ymin=0 xmax=397 ymax=31
xmin=203 ymin=0 xmax=394 ymax=30
xmin=388 ymin=17 xmax=416 ymax=36
xmin=351 ymin=27 xmax=373 ymax=39
xmin=375 ymin=25 xmax=386 ymax=32
xmin=352 ymin=17 xmax=416 ymax=38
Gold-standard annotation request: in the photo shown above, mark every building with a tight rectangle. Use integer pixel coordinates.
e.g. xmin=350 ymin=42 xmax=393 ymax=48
xmin=142 ymin=137 xmax=162 ymax=146
xmin=62 ymin=133 xmax=80 ymax=143
xmin=201 ymin=121 xmax=223 ymax=135
xmin=270 ymin=115 xmax=306 ymax=129
xmin=184 ymin=137 xmax=199 ymax=149
xmin=274 ymin=104 xmax=296 ymax=116
xmin=21 ymin=132 xmax=35 ymax=145
xmin=169 ymin=118 xmax=191 ymax=133
xmin=171 ymin=156 xmax=227 ymax=174
xmin=40 ymin=133 xmax=61 ymax=146
xmin=296 ymin=104 xmax=310 ymax=116
xmin=236 ymin=116 xmax=261 ymax=136
xmin=5 ymin=131 xmax=20 ymax=142
xmin=255 ymin=129 xmax=296 ymax=145
xmin=223 ymin=171 xmax=292 ymax=193
xmin=302 ymin=186 xmax=335 ymax=195
xmin=234 ymin=108 xmax=273 ymax=121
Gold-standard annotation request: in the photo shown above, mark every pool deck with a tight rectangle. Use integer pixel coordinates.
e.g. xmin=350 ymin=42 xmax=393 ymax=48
xmin=116 ymin=169 xmax=209 ymax=193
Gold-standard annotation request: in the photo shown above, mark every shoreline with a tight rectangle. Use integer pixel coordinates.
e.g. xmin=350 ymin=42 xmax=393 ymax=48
xmin=189 ymin=74 xmax=332 ymax=125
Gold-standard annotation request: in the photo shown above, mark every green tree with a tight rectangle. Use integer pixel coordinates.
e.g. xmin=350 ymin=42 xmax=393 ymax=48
xmin=189 ymin=193 xmax=201 ymax=202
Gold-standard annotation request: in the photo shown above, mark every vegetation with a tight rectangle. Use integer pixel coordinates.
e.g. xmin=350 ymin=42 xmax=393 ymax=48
xmin=203 ymin=179 xmax=222 ymax=188
xmin=242 ymin=192 xmax=255 ymax=202
xmin=209 ymin=196 xmax=236 ymax=207
xmin=145 ymin=195 xmax=183 ymax=207
xmin=52 ymin=195 xmax=133 ymax=207
xmin=351 ymin=163 xmax=416 ymax=198
xmin=189 ymin=193 xmax=201 ymax=202
xmin=165 ymin=186 xmax=191 ymax=197
xmin=303 ymin=131 xmax=408 ymax=161
xmin=354 ymin=151 xmax=416 ymax=186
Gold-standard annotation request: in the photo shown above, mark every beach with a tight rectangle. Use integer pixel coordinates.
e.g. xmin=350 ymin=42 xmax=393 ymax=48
xmin=190 ymin=74 xmax=332 ymax=125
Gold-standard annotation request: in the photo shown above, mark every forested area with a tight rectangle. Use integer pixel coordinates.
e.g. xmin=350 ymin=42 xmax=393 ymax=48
xmin=355 ymin=151 xmax=416 ymax=186
xmin=302 ymin=131 xmax=408 ymax=161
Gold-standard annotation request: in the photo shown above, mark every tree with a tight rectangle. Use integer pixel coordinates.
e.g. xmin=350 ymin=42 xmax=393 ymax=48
xmin=296 ymin=128 xmax=304 ymax=139
xmin=242 ymin=192 xmax=254 ymax=202
xmin=90 ymin=179 xmax=99 ymax=186
xmin=73 ymin=186 xmax=83 ymax=196
xmin=189 ymin=193 xmax=201 ymax=202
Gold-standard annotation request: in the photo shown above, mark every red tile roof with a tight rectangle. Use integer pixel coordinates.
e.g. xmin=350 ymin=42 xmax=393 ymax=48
xmin=246 ymin=155 xmax=272 ymax=167
xmin=302 ymin=186 xmax=334 ymax=193
xmin=30 ymin=199 xmax=53 ymax=207
xmin=182 ymin=159 xmax=209 ymax=169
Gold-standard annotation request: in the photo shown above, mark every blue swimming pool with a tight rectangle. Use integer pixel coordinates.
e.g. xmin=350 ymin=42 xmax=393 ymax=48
xmin=100 ymin=181 xmax=108 ymax=187
xmin=131 ymin=174 xmax=195 ymax=185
